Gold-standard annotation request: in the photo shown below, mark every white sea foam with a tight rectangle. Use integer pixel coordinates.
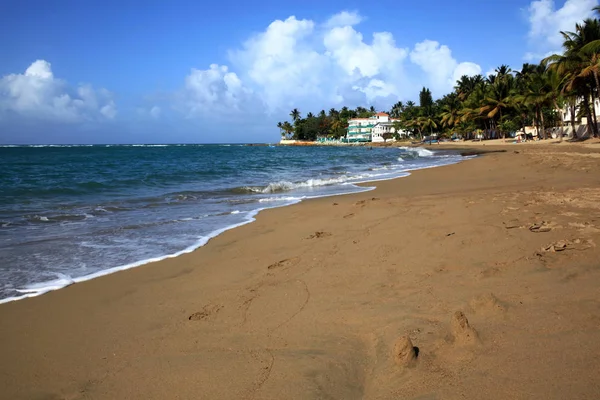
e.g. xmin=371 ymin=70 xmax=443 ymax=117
xmin=397 ymin=146 xmax=435 ymax=157
xmin=0 ymin=209 xmax=265 ymax=304
xmin=250 ymin=174 xmax=382 ymax=194
xmin=258 ymin=196 xmax=304 ymax=203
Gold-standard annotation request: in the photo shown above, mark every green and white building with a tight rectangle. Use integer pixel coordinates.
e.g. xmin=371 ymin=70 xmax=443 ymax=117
xmin=346 ymin=112 xmax=405 ymax=142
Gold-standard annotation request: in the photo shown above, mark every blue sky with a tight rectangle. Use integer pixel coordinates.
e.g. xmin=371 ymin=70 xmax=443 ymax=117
xmin=0 ymin=0 xmax=598 ymax=144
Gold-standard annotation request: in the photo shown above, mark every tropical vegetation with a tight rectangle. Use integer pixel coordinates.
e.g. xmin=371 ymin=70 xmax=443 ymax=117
xmin=278 ymin=7 xmax=600 ymax=141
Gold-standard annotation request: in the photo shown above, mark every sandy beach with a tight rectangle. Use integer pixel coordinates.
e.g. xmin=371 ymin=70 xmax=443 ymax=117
xmin=1 ymin=143 xmax=600 ymax=399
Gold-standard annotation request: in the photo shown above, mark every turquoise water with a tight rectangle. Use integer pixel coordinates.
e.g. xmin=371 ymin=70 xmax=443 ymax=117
xmin=0 ymin=144 xmax=466 ymax=302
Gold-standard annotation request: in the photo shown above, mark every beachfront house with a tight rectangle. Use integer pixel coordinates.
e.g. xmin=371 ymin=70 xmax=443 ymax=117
xmin=346 ymin=112 xmax=406 ymax=143
xmin=346 ymin=118 xmax=375 ymax=142
xmin=555 ymin=97 xmax=600 ymax=138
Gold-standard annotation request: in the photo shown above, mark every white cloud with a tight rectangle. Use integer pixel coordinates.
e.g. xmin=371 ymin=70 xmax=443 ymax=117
xmin=324 ymin=11 xmax=363 ymax=28
xmin=177 ymin=12 xmax=480 ymax=119
xmin=149 ymin=106 xmax=161 ymax=118
xmin=484 ymin=68 xmax=497 ymax=78
xmin=523 ymin=49 xmax=562 ymax=61
xmin=410 ymin=40 xmax=482 ymax=95
xmin=179 ymin=63 xmax=253 ymax=117
xmin=226 ymin=15 xmax=410 ymax=112
xmin=0 ymin=60 xmax=117 ymax=122
xmin=230 ymin=16 xmax=330 ymax=112
xmin=527 ymin=0 xmax=597 ymax=52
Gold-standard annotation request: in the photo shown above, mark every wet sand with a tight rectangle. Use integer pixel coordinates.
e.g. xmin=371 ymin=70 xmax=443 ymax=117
xmin=1 ymin=143 xmax=600 ymax=399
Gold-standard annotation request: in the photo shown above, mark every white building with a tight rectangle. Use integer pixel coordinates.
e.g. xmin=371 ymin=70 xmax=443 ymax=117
xmin=347 ymin=112 xmax=407 ymax=142
xmin=370 ymin=113 xmax=408 ymax=142
xmin=562 ymin=97 xmax=600 ymax=125
xmin=346 ymin=118 xmax=375 ymax=142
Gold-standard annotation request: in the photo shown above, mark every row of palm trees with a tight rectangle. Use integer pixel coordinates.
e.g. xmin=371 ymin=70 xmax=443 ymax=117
xmin=393 ymin=10 xmax=600 ymax=141
xmin=279 ymin=7 xmax=600 ymax=141
xmin=277 ymin=106 xmax=380 ymax=141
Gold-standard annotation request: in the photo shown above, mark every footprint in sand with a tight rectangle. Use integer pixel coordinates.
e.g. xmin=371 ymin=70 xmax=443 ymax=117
xmin=469 ymin=293 xmax=507 ymax=315
xmin=450 ymin=311 xmax=480 ymax=346
xmin=354 ymin=197 xmax=380 ymax=207
xmin=306 ymin=231 xmax=332 ymax=239
xmin=343 ymin=213 xmax=355 ymax=219
xmin=529 ymin=221 xmax=554 ymax=233
xmin=503 ymin=219 xmax=523 ymax=229
xmin=267 ymin=256 xmax=300 ymax=270
xmin=393 ymin=336 xmax=419 ymax=367
xmin=244 ymin=279 xmax=311 ymax=334
xmin=539 ymin=238 xmax=595 ymax=253
xmin=188 ymin=304 xmax=223 ymax=321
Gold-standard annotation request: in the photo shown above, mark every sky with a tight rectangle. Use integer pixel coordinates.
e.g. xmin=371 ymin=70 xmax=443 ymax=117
xmin=0 ymin=0 xmax=598 ymax=144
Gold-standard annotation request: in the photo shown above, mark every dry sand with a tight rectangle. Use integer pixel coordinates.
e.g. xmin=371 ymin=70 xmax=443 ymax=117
xmin=1 ymin=143 xmax=600 ymax=399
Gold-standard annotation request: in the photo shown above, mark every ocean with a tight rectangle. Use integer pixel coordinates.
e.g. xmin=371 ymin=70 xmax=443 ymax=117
xmin=0 ymin=144 xmax=468 ymax=303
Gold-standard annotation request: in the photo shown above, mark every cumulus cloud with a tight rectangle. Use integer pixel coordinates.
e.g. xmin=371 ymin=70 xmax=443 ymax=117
xmin=178 ymin=63 xmax=254 ymax=117
xmin=410 ymin=40 xmax=482 ymax=95
xmin=0 ymin=60 xmax=117 ymax=122
xmin=324 ymin=11 xmax=363 ymax=28
xmin=223 ymin=14 xmax=410 ymax=112
xmin=527 ymin=0 xmax=597 ymax=55
xmin=178 ymin=12 xmax=480 ymax=119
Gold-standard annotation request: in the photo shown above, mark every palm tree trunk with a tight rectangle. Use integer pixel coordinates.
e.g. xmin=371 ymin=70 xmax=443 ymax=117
xmin=570 ymin=101 xmax=577 ymax=139
xmin=593 ymin=72 xmax=600 ymax=134
xmin=535 ymin=106 xmax=541 ymax=139
xmin=554 ymin=100 xmax=564 ymax=141
xmin=582 ymin=95 xmax=595 ymax=138
xmin=499 ymin=109 xmax=504 ymax=139
xmin=540 ymin=108 xmax=546 ymax=139
xmin=591 ymin=91 xmax=599 ymax=137
xmin=592 ymin=97 xmax=599 ymax=137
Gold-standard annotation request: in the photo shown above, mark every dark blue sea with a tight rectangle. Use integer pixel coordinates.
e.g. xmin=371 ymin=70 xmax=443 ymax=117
xmin=0 ymin=144 xmax=468 ymax=302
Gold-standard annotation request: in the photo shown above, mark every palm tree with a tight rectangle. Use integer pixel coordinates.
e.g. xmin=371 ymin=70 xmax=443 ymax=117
xmin=520 ymin=64 xmax=552 ymax=139
xmin=545 ymin=18 xmax=600 ymax=137
xmin=290 ymin=108 xmax=300 ymax=122
xmin=390 ymin=101 xmax=404 ymax=118
xmin=440 ymin=93 xmax=462 ymax=130
xmin=455 ymin=75 xmax=485 ymax=101
xmin=480 ymin=72 xmax=515 ymax=138
xmin=546 ymin=67 xmax=568 ymax=138
xmin=418 ymin=116 xmax=438 ymax=136
xmin=306 ymin=112 xmax=314 ymax=119
xmin=495 ymin=64 xmax=513 ymax=78
xmin=330 ymin=119 xmax=344 ymax=138
xmin=277 ymin=122 xmax=283 ymax=137
xmin=282 ymin=121 xmax=295 ymax=138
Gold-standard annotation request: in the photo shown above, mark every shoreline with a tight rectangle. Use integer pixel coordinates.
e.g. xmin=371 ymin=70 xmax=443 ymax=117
xmin=2 ymin=144 xmax=600 ymax=398
xmin=0 ymin=147 xmax=467 ymax=305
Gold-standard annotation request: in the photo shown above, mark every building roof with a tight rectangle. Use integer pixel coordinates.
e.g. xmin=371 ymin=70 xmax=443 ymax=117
xmin=375 ymin=112 xmax=389 ymax=116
